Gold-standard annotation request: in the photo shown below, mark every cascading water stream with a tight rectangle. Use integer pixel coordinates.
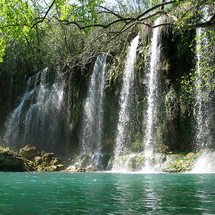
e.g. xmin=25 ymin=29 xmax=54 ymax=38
xmin=112 ymin=35 xmax=139 ymax=170
xmin=142 ymin=17 xmax=161 ymax=172
xmin=3 ymin=67 xmax=69 ymax=154
xmin=194 ymin=9 xmax=211 ymax=151
xmin=191 ymin=151 xmax=215 ymax=173
xmin=80 ymin=54 xmax=107 ymax=168
xmin=191 ymin=8 xmax=215 ymax=173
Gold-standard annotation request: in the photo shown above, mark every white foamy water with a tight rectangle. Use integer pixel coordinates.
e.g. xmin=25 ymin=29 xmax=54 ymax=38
xmin=142 ymin=17 xmax=161 ymax=172
xmin=112 ymin=35 xmax=139 ymax=170
xmin=3 ymin=67 xmax=67 ymax=152
xmin=80 ymin=54 xmax=107 ymax=169
xmin=194 ymin=19 xmax=211 ymax=150
xmin=114 ymin=35 xmax=139 ymax=158
xmin=191 ymin=151 xmax=215 ymax=173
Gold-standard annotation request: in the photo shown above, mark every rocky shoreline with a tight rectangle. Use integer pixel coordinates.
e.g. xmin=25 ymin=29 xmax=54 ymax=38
xmin=1 ymin=144 xmax=214 ymax=172
xmin=0 ymin=144 xmax=65 ymax=172
xmin=110 ymin=150 xmax=215 ymax=173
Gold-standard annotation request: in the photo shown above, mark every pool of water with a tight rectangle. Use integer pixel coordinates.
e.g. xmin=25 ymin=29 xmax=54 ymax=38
xmin=0 ymin=172 xmax=215 ymax=214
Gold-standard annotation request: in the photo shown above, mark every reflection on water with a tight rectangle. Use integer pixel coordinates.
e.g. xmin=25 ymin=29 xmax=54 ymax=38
xmin=0 ymin=172 xmax=215 ymax=214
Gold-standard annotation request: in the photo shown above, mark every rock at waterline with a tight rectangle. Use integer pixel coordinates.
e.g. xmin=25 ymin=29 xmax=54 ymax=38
xmin=19 ymin=144 xmax=40 ymax=161
xmin=0 ymin=145 xmax=65 ymax=172
xmin=0 ymin=149 xmax=28 ymax=171
xmin=20 ymin=146 xmax=66 ymax=171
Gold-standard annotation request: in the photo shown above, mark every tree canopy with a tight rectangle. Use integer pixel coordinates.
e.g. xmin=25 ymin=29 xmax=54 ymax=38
xmin=0 ymin=0 xmax=214 ymax=71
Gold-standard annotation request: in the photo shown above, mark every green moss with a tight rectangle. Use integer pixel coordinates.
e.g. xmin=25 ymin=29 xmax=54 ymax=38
xmin=131 ymin=140 xmax=143 ymax=153
xmin=0 ymin=146 xmax=11 ymax=151
xmin=162 ymin=153 xmax=198 ymax=172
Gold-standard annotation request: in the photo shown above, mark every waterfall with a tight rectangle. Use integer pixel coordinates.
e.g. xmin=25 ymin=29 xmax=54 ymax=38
xmin=112 ymin=34 xmax=139 ymax=170
xmin=142 ymin=17 xmax=161 ymax=172
xmin=195 ymin=28 xmax=211 ymax=150
xmin=190 ymin=8 xmax=214 ymax=173
xmin=191 ymin=151 xmax=215 ymax=173
xmin=3 ymin=67 xmax=69 ymax=155
xmin=194 ymin=9 xmax=211 ymax=151
xmin=80 ymin=54 xmax=107 ymax=168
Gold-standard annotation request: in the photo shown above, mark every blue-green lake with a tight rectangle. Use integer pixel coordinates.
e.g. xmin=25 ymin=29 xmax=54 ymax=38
xmin=0 ymin=172 xmax=215 ymax=214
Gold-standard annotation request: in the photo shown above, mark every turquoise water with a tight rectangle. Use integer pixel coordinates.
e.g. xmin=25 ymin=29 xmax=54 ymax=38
xmin=0 ymin=172 xmax=215 ymax=214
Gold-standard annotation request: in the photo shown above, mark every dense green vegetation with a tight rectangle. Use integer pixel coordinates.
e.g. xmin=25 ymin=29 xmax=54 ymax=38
xmin=0 ymin=0 xmax=214 ymax=73
xmin=0 ymin=0 xmax=215 ymax=156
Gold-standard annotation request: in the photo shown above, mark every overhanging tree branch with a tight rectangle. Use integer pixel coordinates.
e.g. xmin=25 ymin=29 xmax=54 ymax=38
xmin=136 ymin=0 xmax=180 ymax=20
xmin=50 ymin=0 xmax=215 ymax=32
xmin=97 ymin=6 xmax=124 ymax=21
xmin=1 ymin=0 xmax=214 ymax=35
xmin=28 ymin=0 xmax=180 ymax=30
xmin=31 ymin=0 xmax=56 ymax=29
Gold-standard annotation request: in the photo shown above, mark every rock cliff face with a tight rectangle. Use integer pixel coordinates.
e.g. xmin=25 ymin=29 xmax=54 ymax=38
xmin=0 ymin=26 xmax=214 ymax=172
xmin=0 ymin=30 xmax=197 ymax=162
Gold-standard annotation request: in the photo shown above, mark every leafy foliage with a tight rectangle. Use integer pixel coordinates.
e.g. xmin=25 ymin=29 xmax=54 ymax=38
xmin=181 ymin=29 xmax=215 ymax=97
xmin=0 ymin=0 xmax=214 ymax=71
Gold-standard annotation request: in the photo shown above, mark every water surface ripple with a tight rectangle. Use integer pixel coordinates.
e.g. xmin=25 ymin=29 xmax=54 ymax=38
xmin=0 ymin=172 xmax=214 ymax=214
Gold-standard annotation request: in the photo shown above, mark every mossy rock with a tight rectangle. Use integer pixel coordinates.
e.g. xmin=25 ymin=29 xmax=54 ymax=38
xmin=0 ymin=144 xmax=65 ymax=172
xmin=186 ymin=152 xmax=195 ymax=158
xmin=55 ymin=164 xmax=65 ymax=171
xmin=50 ymin=157 xmax=61 ymax=166
xmin=27 ymin=160 xmax=36 ymax=171
xmin=45 ymin=165 xmax=57 ymax=171
xmin=36 ymin=164 xmax=45 ymax=172
xmin=19 ymin=144 xmax=40 ymax=161
xmin=0 ymin=149 xmax=28 ymax=171
xmin=162 ymin=154 xmax=195 ymax=172
xmin=79 ymin=154 xmax=91 ymax=168
xmin=34 ymin=156 xmax=43 ymax=166
xmin=128 ymin=154 xmax=145 ymax=171
xmin=111 ymin=152 xmax=146 ymax=171
xmin=42 ymin=153 xmax=56 ymax=163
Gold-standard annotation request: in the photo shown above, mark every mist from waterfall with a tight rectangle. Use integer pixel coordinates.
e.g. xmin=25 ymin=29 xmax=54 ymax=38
xmin=3 ymin=67 xmax=70 ymax=155
xmin=113 ymin=35 xmax=139 ymax=165
xmin=142 ymin=17 xmax=161 ymax=172
xmin=80 ymin=54 xmax=107 ymax=168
